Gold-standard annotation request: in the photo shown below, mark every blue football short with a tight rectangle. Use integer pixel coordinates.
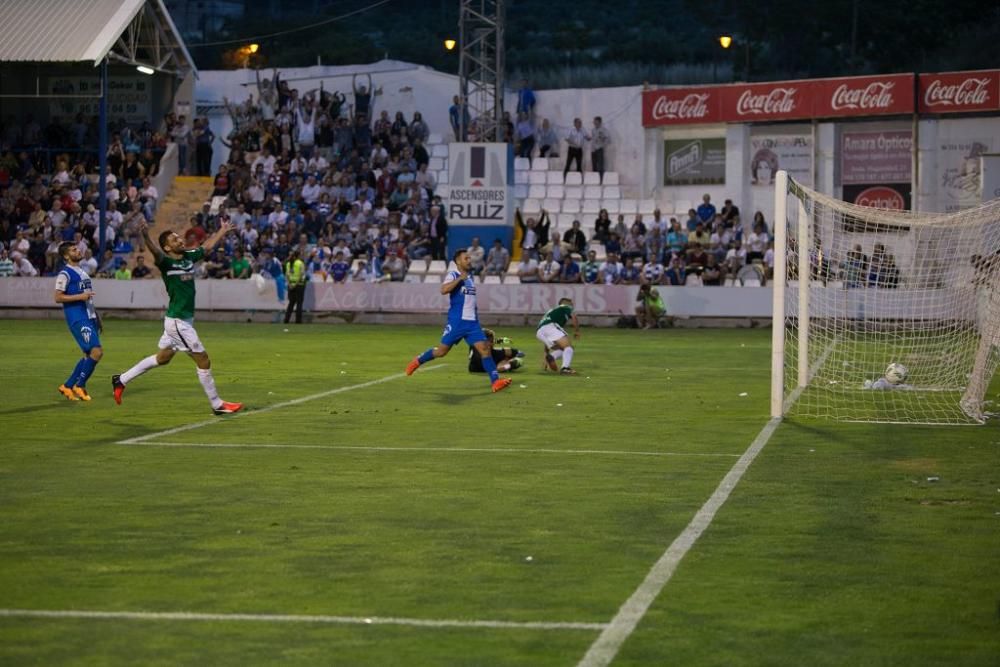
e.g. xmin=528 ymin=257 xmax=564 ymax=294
xmin=69 ymin=318 xmax=101 ymax=353
xmin=441 ymin=320 xmax=487 ymax=347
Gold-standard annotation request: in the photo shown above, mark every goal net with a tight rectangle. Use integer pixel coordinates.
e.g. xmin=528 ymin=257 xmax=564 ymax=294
xmin=770 ymin=171 xmax=1000 ymax=425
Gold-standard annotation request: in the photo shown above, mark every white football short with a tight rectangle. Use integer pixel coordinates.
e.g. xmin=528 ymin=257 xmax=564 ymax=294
xmin=536 ymin=322 xmax=569 ymax=349
xmin=159 ymin=316 xmax=206 ymax=353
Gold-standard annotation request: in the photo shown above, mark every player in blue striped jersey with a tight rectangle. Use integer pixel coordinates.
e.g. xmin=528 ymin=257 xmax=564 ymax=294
xmin=54 ymin=242 xmax=103 ymax=401
xmin=405 ymin=248 xmax=512 ymax=393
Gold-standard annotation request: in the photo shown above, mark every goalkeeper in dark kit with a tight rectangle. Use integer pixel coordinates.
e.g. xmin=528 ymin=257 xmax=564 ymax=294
xmin=468 ymin=329 xmax=524 ymax=373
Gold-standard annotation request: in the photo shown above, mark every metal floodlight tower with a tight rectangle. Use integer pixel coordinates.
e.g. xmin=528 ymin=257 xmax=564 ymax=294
xmin=458 ymin=0 xmax=505 ymax=142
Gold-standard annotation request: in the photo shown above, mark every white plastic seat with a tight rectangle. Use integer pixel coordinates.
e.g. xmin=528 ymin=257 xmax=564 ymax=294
xmin=547 ymin=184 xmax=565 ymax=199
xmin=403 ymin=274 xmax=423 ymax=284
xmin=428 ymin=157 xmax=445 ymax=172
xmin=542 ymin=198 xmax=561 ymax=213
xmin=482 ymin=275 xmax=502 ymax=284
xmin=684 ymin=273 xmax=703 ymax=286
xmin=522 ymin=198 xmax=541 ymax=216
xmin=583 ymin=185 xmax=603 ymax=200
xmin=660 ymin=200 xmax=674 ymax=216
xmin=675 ymin=199 xmax=692 ymax=215
xmin=602 ymin=200 xmax=620 ymax=214
xmin=558 ymin=213 xmax=578 ymax=229
xmin=639 ymin=199 xmax=656 ymax=216
xmin=604 ymin=186 xmax=622 ymax=200
xmin=724 ymin=276 xmax=738 ymax=287
xmin=425 ymin=260 xmax=447 ymax=276
xmin=432 ymin=144 xmax=448 ymax=158
xmin=514 ymin=171 xmax=528 ymax=185
xmin=583 ymin=172 xmax=601 ymax=185
xmin=528 ymin=184 xmax=547 ymax=199
xmin=742 ymin=278 xmax=762 ymax=287
xmin=503 ymin=274 xmax=521 ymax=285
xmin=428 ymin=133 xmax=443 ymax=144
xmin=561 ymin=199 xmax=581 ymax=214
xmin=435 ymin=185 xmax=450 ymax=198
xmin=603 ymin=172 xmax=620 ymax=186
xmin=565 ymin=186 xmax=584 ymax=200
xmin=423 ymin=274 xmax=441 ymax=283
xmin=528 ymin=171 xmax=547 ymax=185
xmin=514 ymin=184 xmax=528 ymax=199
xmin=564 ymin=172 xmax=583 ymax=186
xmin=407 ymin=260 xmax=428 ymax=275
xmin=531 ymin=158 xmax=548 ymax=171
xmin=582 ymin=200 xmax=601 ymax=215
xmin=514 ymin=157 xmax=531 ymax=171
xmin=620 ymin=199 xmax=638 ymax=214
xmin=546 ymin=171 xmax=564 ymax=185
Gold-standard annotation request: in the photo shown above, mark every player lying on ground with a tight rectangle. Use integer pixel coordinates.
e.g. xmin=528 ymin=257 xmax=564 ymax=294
xmin=468 ymin=329 xmax=524 ymax=373
xmin=112 ymin=220 xmax=243 ymax=415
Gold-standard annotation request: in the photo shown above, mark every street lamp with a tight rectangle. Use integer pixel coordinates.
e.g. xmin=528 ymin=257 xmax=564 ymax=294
xmin=444 ymin=38 xmax=457 ymax=51
xmin=718 ymin=35 xmax=732 ymax=49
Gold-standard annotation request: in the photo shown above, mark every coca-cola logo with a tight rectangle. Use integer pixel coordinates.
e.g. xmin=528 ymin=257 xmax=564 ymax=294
xmin=831 ymin=82 xmax=895 ymax=110
xmin=923 ymin=78 xmax=991 ymax=108
xmin=735 ymin=88 xmax=797 ymax=116
xmin=854 ymin=186 xmax=905 ymax=210
xmin=650 ymin=93 xmax=710 ymax=120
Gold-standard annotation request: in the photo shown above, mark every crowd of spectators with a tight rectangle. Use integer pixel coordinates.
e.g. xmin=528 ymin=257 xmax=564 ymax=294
xmin=0 ymin=77 xmax=900 ymax=291
xmin=503 ymin=194 xmax=774 ymax=287
xmin=0 ymin=112 xmax=167 ymax=277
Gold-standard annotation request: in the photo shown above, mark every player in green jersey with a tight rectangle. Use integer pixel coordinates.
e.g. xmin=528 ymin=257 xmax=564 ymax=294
xmin=535 ymin=297 xmax=580 ymax=375
xmin=112 ymin=220 xmax=243 ymax=415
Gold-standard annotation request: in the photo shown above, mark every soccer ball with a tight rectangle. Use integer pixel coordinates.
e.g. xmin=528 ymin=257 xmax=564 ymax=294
xmin=884 ymin=362 xmax=909 ymax=385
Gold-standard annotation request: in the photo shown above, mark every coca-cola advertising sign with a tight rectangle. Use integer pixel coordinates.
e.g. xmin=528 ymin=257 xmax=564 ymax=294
xmin=643 ymin=74 xmax=914 ymax=126
xmin=918 ymin=70 xmax=1000 ymax=114
xmin=643 ymin=88 xmax=720 ymax=126
xmin=813 ymin=74 xmax=914 ymax=118
xmin=843 ymin=183 xmax=910 ymax=211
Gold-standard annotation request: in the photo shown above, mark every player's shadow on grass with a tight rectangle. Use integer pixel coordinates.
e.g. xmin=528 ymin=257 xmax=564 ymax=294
xmin=427 ymin=390 xmax=476 ymax=405
xmin=0 ymin=399 xmax=99 ymax=416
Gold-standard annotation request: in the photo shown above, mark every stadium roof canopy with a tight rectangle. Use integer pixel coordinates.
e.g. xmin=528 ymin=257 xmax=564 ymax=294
xmin=0 ymin=0 xmax=196 ymax=77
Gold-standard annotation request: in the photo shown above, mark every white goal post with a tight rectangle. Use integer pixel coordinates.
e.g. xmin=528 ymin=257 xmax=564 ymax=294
xmin=770 ymin=170 xmax=1000 ymax=425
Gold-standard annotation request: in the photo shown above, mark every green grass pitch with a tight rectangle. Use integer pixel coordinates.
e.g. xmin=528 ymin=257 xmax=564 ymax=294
xmin=0 ymin=320 xmax=997 ymax=666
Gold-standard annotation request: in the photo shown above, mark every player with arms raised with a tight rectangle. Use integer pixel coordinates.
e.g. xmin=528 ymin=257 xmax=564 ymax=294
xmin=536 ymin=297 xmax=580 ymax=375
xmin=405 ymin=248 xmax=512 ymax=393
xmin=112 ymin=220 xmax=243 ymax=415
xmin=54 ymin=242 xmax=103 ymax=401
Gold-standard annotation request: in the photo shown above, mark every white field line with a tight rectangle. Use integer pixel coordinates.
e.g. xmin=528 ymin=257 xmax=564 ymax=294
xmin=0 ymin=608 xmax=605 ymax=632
xmin=577 ymin=416 xmax=784 ymax=667
xmin=115 ymin=365 xmax=448 ymax=445
xmin=124 ymin=442 xmax=742 ymax=458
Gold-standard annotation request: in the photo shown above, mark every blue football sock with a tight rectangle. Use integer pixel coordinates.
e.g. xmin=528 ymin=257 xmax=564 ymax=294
xmin=75 ymin=357 xmax=99 ymax=388
xmin=417 ymin=348 xmax=435 ymax=364
xmin=66 ymin=358 xmax=86 ymax=387
xmin=481 ymin=354 xmax=500 ymax=383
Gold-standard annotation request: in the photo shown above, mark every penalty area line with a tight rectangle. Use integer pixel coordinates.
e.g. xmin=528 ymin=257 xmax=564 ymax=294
xmin=0 ymin=608 xmax=606 ymax=632
xmin=115 ymin=365 xmax=448 ymax=445
xmin=122 ymin=442 xmax=742 ymax=458
xmin=577 ymin=416 xmax=784 ymax=667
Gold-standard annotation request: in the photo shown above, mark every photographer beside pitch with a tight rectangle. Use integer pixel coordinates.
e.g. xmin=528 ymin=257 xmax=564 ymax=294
xmin=112 ymin=220 xmax=243 ymax=415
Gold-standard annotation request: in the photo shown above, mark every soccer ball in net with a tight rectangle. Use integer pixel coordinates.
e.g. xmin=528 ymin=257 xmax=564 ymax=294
xmin=884 ymin=362 xmax=909 ymax=385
